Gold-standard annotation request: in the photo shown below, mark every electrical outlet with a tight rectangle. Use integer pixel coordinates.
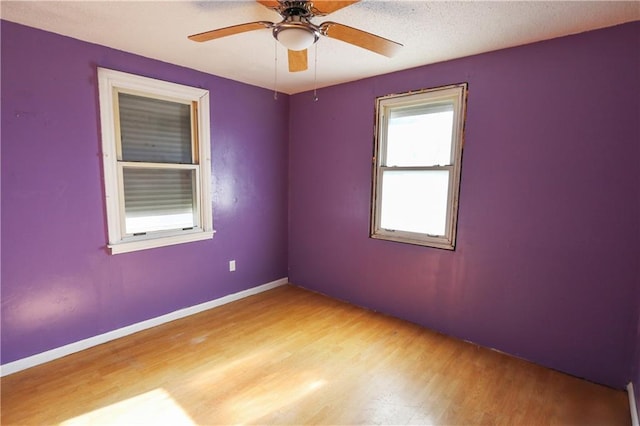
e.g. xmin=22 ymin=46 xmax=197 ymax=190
xmin=229 ymin=260 xmax=236 ymax=272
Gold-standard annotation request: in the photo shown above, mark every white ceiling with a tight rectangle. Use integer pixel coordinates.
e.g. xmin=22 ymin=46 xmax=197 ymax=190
xmin=2 ymin=1 xmax=639 ymax=94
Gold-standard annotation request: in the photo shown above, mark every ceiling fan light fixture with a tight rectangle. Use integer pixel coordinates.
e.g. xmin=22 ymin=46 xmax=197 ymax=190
xmin=274 ymin=25 xmax=318 ymax=51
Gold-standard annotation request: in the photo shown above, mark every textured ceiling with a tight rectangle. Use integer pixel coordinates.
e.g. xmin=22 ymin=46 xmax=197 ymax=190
xmin=2 ymin=1 xmax=639 ymax=94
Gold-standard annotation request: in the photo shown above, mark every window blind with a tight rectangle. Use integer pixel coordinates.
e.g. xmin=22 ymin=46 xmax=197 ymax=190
xmin=388 ymin=102 xmax=453 ymax=120
xmin=118 ymin=93 xmax=192 ymax=164
xmin=122 ymin=167 xmax=196 ymax=233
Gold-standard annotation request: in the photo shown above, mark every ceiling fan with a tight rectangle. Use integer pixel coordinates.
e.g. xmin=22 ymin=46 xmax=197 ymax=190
xmin=188 ymin=0 xmax=403 ymax=72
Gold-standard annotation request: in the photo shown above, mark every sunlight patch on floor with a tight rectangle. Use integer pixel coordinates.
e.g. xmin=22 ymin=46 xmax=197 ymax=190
xmin=180 ymin=346 xmax=327 ymax=424
xmin=226 ymin=376 xmax=327 ymax=424
xmin=187 ymin=347 xmax=280 ymax=388
xmin=60 ymin=388 xmax=195 ymax=426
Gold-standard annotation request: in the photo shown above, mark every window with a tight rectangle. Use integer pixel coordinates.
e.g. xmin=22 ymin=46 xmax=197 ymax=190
xmin=98 ymin=68 xmax=214 ymax=254
xmin=371 ymin=83 xmax=467 ymax=250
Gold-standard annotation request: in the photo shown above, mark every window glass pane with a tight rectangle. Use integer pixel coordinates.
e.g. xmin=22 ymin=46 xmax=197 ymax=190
xmin=380 ymin=170 xmax=449 ymax=236
xmin=123 ymin=168 xmax=196 ymax=234
xmin=119 ymin=93 xmax=192 ymax=164
xmin=386 ymin=104 xmax=454 ymax=167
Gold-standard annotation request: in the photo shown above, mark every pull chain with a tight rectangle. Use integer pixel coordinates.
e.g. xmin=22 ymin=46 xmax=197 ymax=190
xmin=273 ymin=39 xmax=278 ymax=100
xmin=313 ymin=42 xmax=319 ymax=102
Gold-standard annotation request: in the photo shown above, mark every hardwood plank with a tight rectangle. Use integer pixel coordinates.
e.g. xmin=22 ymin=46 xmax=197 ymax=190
xmin=1 ymin=285 xmax=630 ymax=425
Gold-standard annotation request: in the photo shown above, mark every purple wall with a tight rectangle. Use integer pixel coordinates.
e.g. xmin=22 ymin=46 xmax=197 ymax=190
xmin=289 ymin=22 xmax=640 ymax=389
xmin=1 ymin=21 xmax=289 ymax=365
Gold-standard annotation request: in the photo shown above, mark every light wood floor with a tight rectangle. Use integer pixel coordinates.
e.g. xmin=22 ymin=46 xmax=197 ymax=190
xmin=1 ymin=285 xmax=630 ymax=425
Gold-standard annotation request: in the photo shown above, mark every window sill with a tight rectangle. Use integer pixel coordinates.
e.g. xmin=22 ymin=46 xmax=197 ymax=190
xmin=108 ymin=230 xmax=216 ymax=254
xmin=370 ymin=232 xmax=455 ymax=250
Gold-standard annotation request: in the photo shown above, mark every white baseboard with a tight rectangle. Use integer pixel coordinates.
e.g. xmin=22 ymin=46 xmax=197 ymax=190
xmin=629 ymin=382 xmax=639 ymax=426
xmin=0 ymin=278 xmax=288 ymax=377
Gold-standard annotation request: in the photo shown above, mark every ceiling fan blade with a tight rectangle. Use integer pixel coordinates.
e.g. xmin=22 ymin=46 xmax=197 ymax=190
xmin=188 ymin=21 xmax=272 ymax=43
xmin=256 ymin=0 xmax=280 ymax=9
xmin=288 ymin=49 xmax=308 ymax=72
xmin=320 ymin=21 xmax=402 ymax=57
xmin=312 ymin=1 xmax=360 ymax=15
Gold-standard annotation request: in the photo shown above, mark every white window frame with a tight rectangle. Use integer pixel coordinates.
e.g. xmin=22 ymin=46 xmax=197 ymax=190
xmin=98 ymin=68 xmax=214 ymax=254
xmin=371 ymin=83 xmax=467 ymax=250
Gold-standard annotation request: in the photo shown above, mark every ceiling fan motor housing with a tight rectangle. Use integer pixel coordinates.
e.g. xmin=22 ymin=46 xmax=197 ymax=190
xmin=278 ymin=1 xmax=314 ymax=18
